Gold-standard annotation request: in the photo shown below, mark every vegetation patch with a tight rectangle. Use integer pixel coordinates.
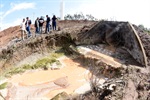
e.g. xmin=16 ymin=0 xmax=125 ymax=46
xmin=33 ymin=57 xmax=57 ymax=69
xmin=2 ymin=52 xmax=64 ymax=77
xmin=7 ymin=67 xmax=25 ymax=75
xmin=50 ymin=52 xmax=64 ymax=59
xmin=0 ymin=82 xmax=8 ymax=90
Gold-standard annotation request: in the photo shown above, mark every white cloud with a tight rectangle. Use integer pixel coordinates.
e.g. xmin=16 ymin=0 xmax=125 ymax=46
xmin=1 ymin=18 xmax=22 ymax=30
xmin=0 ymin=12 xmax=4 ymax=15
xmin=0 ymin=4 xmax=4 ymax=8
xmin=3 ymin=2 xmax=35 ymax=19
xmin=66 ymin=0 xmax=150 ymax=28
xmin=0 ymin=2 xmax=35 ymax=30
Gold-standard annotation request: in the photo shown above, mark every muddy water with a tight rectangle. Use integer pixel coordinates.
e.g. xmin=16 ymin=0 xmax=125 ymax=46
xmin=6 ymin=56 xmax=89 ymax=99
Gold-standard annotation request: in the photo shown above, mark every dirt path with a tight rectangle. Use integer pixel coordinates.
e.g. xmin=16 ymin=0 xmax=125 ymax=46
xmin=5 ymin=56 xmax=89 ymax=99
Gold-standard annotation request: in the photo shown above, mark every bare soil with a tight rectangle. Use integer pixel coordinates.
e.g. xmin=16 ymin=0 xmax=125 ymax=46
xmin=3 ymin=56 xmax=89 ymax=99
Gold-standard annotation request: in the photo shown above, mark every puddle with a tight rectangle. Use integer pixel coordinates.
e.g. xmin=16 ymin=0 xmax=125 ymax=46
xmin=3 ymin=56 xmax=90 ymax=99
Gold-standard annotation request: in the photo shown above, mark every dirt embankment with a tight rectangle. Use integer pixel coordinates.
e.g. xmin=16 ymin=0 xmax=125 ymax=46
xmin=0 ymin=20 xmax=96 ymax=47
xmin=0 ymin=20 xmax=96 ymax=70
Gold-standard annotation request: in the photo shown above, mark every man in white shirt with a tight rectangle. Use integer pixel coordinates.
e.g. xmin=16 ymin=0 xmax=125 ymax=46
xmin=20 ymin=18 xmax=27 ymax=40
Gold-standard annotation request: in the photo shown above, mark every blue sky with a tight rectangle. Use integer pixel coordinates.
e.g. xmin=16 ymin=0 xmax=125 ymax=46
xmin=0 ymin=0 xmax=150 ymax=30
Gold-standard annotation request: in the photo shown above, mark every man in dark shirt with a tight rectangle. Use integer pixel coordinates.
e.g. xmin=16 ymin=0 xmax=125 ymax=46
xmin=45 ymin=15 xmax=50 ymax=33
xmin=52 ymin=15 xmax=57 ymax=30
xmin=39 ymin=16 xmax=44 ymax=34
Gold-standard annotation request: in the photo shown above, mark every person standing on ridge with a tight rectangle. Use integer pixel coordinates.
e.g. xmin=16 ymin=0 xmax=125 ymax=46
xmin=39 ymin=16 xmax=44 ymax=34
xmin=34 ymin=17 xmax=39 ymax=34
xmin=52 ymin=15 xmax=57 ymax=30
xmin=45 ymin=15 xmax=50 ymax=33
xmin=20 ymin=18 xmax=27 ymax=40
xmin=25 ymin=17 xmax=32 ymax=37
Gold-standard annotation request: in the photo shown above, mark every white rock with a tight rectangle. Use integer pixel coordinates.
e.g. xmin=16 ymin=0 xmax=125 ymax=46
xmin=74 ymin=82 xmax=91 ymax=94
xmin=50 ymin=63 xmax=61 ymax=70
xmin=108 ymin=84 xmax=116 ymax=91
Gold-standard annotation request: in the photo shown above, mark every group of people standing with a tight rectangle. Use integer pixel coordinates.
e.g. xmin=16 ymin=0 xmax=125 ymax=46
xmin=20 ymin=15 xmax=57 ymax=40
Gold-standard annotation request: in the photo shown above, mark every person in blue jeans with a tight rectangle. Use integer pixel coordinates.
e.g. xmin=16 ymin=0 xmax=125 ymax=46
xmin=52 ymin=15 xmax=57 ymax=30
xmin=25 ymin=17 xmax=32 ymax=37
xmin=45 ymin=15 xmax=50 ymax=33
xmin=34 ymin=17 xmax=39 ymax=34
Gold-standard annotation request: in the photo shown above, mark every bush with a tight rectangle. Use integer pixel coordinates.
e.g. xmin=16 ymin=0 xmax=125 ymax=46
xmin=23 ymin=64 xmax=32 ymax=70
xmin=3 ymin=52 xmax=64 ymax=77
xmin=34 ymin=58 xmax=57 ymax=69
xmin=0 ymin=82 xmax=8 ymax=90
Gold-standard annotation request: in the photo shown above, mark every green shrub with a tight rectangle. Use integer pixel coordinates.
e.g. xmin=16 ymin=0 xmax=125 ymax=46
xmin=50 ymin=52 xmax=64 ymax=58
xmin=23 ymin=64 xmax=33 ymax=70
xmin=0 ymin=82 xmax=8 ymax=90
xmin=8 ymin=67 xmax=25 ymax=75
xmin=34 ymin=58 xmax=56 ymax=68
xmin=3 ymin=52 xmax=64 ymax=77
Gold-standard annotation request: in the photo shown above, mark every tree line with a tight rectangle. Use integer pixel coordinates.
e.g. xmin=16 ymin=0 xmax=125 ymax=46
xmin=138 ymin=24 xmax=150 ymax=34
xmin=63 ymin=13 xmax=150 ymax=34
xmin=64 ymin=13 xmax=98 ymax=21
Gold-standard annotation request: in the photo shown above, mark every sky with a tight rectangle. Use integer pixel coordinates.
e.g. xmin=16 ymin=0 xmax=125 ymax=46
xmin=0 ymin=0 xmax=150 ymax=30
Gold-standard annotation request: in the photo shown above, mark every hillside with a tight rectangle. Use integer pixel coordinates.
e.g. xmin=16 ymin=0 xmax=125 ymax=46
xmin=0 ymin=20 xmax=95 ymax=47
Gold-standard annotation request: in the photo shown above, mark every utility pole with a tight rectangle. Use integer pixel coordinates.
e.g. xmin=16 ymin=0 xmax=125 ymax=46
xmin=33 ymin=12 xmax=35 ymax=21
xmin=60 ymin=0 xmax=65 ymax=20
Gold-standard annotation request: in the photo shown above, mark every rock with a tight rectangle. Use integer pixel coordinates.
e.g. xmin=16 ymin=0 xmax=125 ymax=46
xmin=108 ymin=84 xmax=116 ymax=91
xmin=58 ymin=27 xmax=61 ymax=31
xmin=50 ymin=38 xmax=56 ymax=49
xmin=51 ymin=92 xmax=70 ymax=100
xmin=121 ymin=64 xmax=128 ymax=69
xmin=50 ymin=63 xmax=61 ymax=70
xmin=54 ymin=76 xmax=69 ymax=88
xmin=123 ymin=79 xmax=138 ymax=100
xmin=46 ymin=63 xmax=61 ymax=70
xmin=74 ymin=82 xmax=91 ymax=94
